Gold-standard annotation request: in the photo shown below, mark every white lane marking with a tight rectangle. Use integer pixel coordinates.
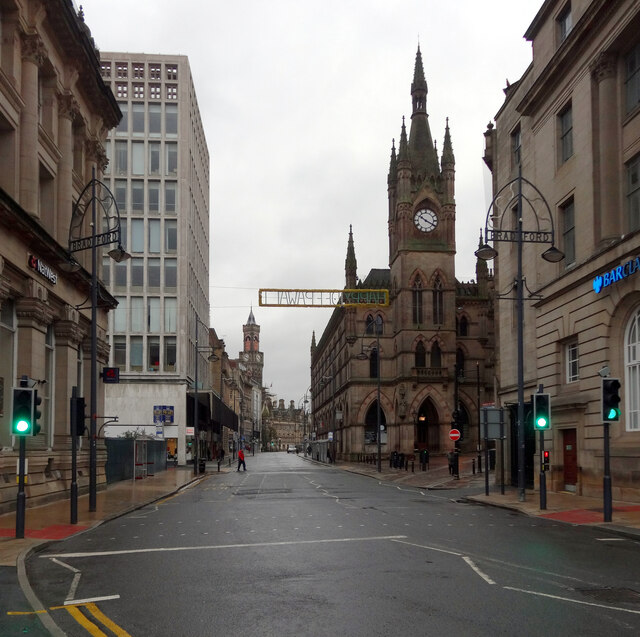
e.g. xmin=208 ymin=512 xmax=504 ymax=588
xmin=64 ymin=595 xmax=120 ymax=606
xmin=43 ymin=535 xmax=408 ymax=559
xmin=595 ymin=537 xmax=627 ymax=541
xmin=391 ymin=539 xmax=462 ymax=556
xmin=462 ymin=556 xmax=496 ymax=585
xmin=51 ymin=558 xmax=82 ymax=602
xmin=504 ymin=586 xmax=640 ymax=615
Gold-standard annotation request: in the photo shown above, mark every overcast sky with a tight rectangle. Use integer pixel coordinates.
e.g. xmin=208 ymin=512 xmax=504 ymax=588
xmin=80 ymin=0 xmax=542 ymax=406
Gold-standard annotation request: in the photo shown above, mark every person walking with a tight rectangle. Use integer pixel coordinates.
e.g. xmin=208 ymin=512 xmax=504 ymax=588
xmin=237 ymin=447 xmax=246 ymax=472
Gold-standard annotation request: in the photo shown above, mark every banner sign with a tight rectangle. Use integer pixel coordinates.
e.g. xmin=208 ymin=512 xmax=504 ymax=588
xmin=259 ymin=288 xmax=389 ymax=308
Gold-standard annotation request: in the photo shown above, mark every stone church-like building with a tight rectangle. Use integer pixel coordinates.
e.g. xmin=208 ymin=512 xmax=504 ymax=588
xmin=310 ymin=47 xmax=495 ymax=460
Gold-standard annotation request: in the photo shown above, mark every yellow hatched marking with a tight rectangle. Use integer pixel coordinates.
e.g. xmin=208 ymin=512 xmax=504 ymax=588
xmin=6 ymin=609 xmax=47 ymax=615
xmin=85 ymin=603 xmax=133 ymax=637
xmin=64 ymin=605 xmax=109 ymax=636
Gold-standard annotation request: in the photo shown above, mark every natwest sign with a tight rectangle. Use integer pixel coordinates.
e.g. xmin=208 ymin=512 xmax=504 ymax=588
xmin=28 ymin=255 xmax=57 ymax=284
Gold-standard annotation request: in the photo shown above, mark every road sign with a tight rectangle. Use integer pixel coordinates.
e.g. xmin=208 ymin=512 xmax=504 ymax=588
xmin=449 ymin=428 xmax=461 ymax=441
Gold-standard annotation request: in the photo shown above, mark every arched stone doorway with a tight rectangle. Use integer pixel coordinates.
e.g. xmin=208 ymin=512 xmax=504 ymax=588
xmin=364 ymin=401 xmax=387 ymax=446
xmin=415 ymin=398 xmax=439 ymax=453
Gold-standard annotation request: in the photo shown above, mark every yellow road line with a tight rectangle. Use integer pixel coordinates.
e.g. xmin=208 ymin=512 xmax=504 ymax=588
xmin=85 ymin=603 xmax=132 ymax=637
xmin=6 ymin=609 xmax=48 ymax=615
xmin=64 ymin=605 xmax=109 ymax=637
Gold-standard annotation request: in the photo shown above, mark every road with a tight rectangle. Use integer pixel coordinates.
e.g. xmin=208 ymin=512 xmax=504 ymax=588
xmin=22 ymin=452 xmax=640 ymax=636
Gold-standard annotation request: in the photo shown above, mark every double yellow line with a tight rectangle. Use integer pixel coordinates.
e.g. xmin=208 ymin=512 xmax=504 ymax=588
xmin=8 ymin=602 xmax=131 ymax=636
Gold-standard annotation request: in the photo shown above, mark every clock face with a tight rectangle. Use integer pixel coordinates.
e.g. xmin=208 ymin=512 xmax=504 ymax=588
xmin=414 ymin=208 xmax=438 ymax=233
xmin=256 ymin=353 xmax=262 ymax=362
xmin=242 ymin=353 xmax=249 ymax=361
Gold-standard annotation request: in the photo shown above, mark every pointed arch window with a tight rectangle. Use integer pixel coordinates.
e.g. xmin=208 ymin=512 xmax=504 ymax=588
xmin=456 ymin=349 xmax=465 ymax=376
xmin=412 ymin=276 xmax=423 ymax=324
xmin=433 ymin=277 xmax=444 ymax=325
xmin=369 ymin=347 xmax=379 ymax=379
xmin=625 ymin=307 xmax=640 ymax=431
xmin=458 ymin=316 xmax=468 ymax=336
xmin=365 ymin=314 xmax=375 ymax=334
xmin=430 ymin=342 xmax=441 ymax=368
xmin=415 ymin=341 xmax=426 ymax=368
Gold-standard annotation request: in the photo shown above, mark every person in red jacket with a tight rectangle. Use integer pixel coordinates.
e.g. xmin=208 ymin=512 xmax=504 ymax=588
xmin=237 ymin=448 xmax=246 ymax=472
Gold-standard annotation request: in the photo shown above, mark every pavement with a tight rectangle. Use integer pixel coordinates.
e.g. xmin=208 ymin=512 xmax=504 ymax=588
xmin=1 ymin=452 xmax=640 ymax=570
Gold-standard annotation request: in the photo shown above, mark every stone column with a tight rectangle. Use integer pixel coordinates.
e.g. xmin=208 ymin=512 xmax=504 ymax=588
xmin=19 ymin=32 xmax=45 ymax=216
xmin=57 ymin=95 xmax=78 ymax=246
xmin=53 ymin=306 xmax=84 ymax=449
xmin=591 ymin=52 xmax=619 ymax=243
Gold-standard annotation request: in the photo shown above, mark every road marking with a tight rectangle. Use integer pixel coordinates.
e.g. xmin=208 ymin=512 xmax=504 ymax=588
xmin=504 ymin=586 xmax=640 ymax=615
xmin=64 ymin=605 xmax=108 ymax=636
xmin=42 ymin=535 xmax=408 ymax=559
xmin=62 ymin=595 xmax=121 ymax=606
xmin=462 ymin=556 xmax=496 ymax=585
xmin=50 ymin=558 xmax=82 ymax=602
xmin=84 ymin=602 xmax=132 ymax=637
xmin=595 ymin=537 xmax=626 ymax=541
xmin=391 ymin=539 xmax=462 ymax=556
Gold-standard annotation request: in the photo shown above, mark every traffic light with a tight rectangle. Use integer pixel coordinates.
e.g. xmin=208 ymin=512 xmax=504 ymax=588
xmin=70 ymin=396 xmax=86 ymax=436
xmin=32 ymin=389 xmax=42 ymax=436
xmin=533 ymin=393 xmax=551 ymax=430
xmin=542 ymin=450 xmax=550 ymax=471
xmin=602 ymin=377 xmax=621 ymax=422
xmin=12 ymin=388 xmax=34 ymax=436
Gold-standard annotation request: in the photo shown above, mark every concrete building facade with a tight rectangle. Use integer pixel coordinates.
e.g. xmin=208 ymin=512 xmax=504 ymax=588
xmin=484 ymin=0 xmax=640 ymax=500
xmin=98 ymin=53 xmax=210 ymax=466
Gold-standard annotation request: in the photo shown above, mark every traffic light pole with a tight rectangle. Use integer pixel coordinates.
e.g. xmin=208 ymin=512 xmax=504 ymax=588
xmin=603 ymin=421 xmax=612 ymax=522
xmin=539 ymin=429 xmax=547 ymax=511
xmin=70 ymin=386 xmax=79 ymax=525
xmin=15 ymin=436 xmax=26 ymax=538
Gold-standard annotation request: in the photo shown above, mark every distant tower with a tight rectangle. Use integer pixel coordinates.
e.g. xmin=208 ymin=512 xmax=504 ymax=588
xmin=241 ymin=309 xmax=263 ymax=384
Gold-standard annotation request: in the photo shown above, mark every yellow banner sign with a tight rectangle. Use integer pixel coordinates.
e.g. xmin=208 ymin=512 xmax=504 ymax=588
xmin=259 ymin=289 xmax=389 ymax=308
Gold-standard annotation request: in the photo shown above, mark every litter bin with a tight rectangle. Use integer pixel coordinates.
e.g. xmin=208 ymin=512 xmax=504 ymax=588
xmin=199 ymin=459 xmax=206 ymax=473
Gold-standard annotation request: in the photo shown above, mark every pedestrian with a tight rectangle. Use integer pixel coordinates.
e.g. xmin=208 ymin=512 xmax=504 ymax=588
xmin=447 ymin=450 xmax=455 ymax=475
xmin=237 ymin=447 xmax=246 ymax=471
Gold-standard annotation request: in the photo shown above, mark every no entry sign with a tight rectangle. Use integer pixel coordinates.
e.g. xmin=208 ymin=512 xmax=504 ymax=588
xmin=449 ymin=428 xmax=461 ymax=441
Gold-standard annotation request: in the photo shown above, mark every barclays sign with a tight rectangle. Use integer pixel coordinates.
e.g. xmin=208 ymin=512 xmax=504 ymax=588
xmin=593 ymin=256 xmax=640 ymax=293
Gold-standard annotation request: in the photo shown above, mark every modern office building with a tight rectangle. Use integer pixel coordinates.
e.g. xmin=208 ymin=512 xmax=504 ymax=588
xmin=98 ymin=53 xmax=211 ymax=466
xmin=483 ymin=0 xmax=640 ymax=500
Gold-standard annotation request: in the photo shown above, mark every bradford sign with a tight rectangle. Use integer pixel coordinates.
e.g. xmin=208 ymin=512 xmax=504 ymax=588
xmin=486 ymin=229 xmax=552 ymax=244
xmin=69 ymin=230 xmax=120 ymax=253
xmin=592 ymin=256 xmax=640 ymax=293
xmin=258 ymin=288 xmax=390 ymax=308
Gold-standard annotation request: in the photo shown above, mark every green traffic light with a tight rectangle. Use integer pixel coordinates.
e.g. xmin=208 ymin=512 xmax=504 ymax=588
xmin=15 ymin=419 xmax=29 ymax=433
xmin=536 ymin=416 xmax=548 ymax=428
xmin=606 ymin=408 xmax=620 ymax=420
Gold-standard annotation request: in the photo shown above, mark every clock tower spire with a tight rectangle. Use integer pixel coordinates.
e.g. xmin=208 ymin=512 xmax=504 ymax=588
xmin=241 ymin=308 xmax=263 ymax=385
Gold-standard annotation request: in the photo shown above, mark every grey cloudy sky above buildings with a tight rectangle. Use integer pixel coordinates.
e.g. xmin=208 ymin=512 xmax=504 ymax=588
xmin=80 ymin=0 xmax=542 ymax=405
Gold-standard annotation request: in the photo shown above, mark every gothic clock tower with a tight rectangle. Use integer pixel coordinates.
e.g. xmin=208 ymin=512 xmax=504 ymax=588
xmin=240 ymin=309 xmax=263 ymax=385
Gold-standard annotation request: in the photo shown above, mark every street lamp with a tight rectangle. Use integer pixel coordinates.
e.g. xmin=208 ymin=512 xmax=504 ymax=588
xmin=193 ymin=312 xmax=215 ymax=476
xmin=356 ymin=315 xmax=383 ymax=472
xmin=299 ymin=390 xmax=310 ymax=455
xmin=62 ymin=168 xmax=129 ymax=512
xmin=476 ymin=166 xmax=563 ymax=502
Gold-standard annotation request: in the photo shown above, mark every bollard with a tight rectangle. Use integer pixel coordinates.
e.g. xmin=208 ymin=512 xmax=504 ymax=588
xmin=472 ymin=459 xmax=476 ymax=474
xmin=217 ymin=461 xmax=221 ymax=473
xmin=411 ymin=461 xmax=414 ymax=473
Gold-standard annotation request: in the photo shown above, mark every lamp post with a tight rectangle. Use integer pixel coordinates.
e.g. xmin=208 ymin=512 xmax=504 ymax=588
xmin=476 ymin=166 xmax=563 ymax=502
xmin=357 ymin=315 xmax=382 ymax=473
xmin=299 ymin=390 xmax=310 ymax=455
xmin=64 ymin=168 xmax=129 ymax=512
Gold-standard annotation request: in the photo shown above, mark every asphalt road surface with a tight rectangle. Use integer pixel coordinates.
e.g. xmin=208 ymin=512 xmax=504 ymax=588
xmin=21 ymin=453 xmax=640 ymax=636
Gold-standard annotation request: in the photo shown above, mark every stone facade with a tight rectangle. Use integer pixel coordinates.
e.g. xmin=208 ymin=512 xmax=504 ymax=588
xmin=0 ymin=1 xmax=120 ymax=511
xmin=311 ymin=48 xmax=495 ymax=461
xmin=484 ymin=0 xmax=640 ymax=500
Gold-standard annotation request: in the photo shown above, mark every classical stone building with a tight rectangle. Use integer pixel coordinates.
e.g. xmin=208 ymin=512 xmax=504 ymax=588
xmin=311 ymin=48 xmax=495 ymax=461
xmin=0 ymin=1 xmax=120 ymax=510
xmin=262 ymin=398 xmax=304 ymax=451
xmin=483 ymin=0 xmax=640 ymax=500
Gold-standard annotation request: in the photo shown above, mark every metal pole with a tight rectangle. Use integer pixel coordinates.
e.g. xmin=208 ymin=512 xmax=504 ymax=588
xmin=477 ymin=362 xmax=482 ymax=473
xmin=516 ymin=167 xmax=526 ymax=502
xmin=16 ymin=436 xmax=26 ymax=538
xmin=539 ymin=429 xmax=547 ymax=510
xmin=484 ymin=410 xmax=489 ymax=497
xmin=90 ymin=168 xmax=98 ymax=512
xmin=194 ymin=313 xmax=199 ymax=476
xmin=603 ymin=421 xmax=612 ymax=522
xmin=376 ymin=326 xmax=381 ymax=473
xmin=71 ymin=386 xmax=78 ymax=524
